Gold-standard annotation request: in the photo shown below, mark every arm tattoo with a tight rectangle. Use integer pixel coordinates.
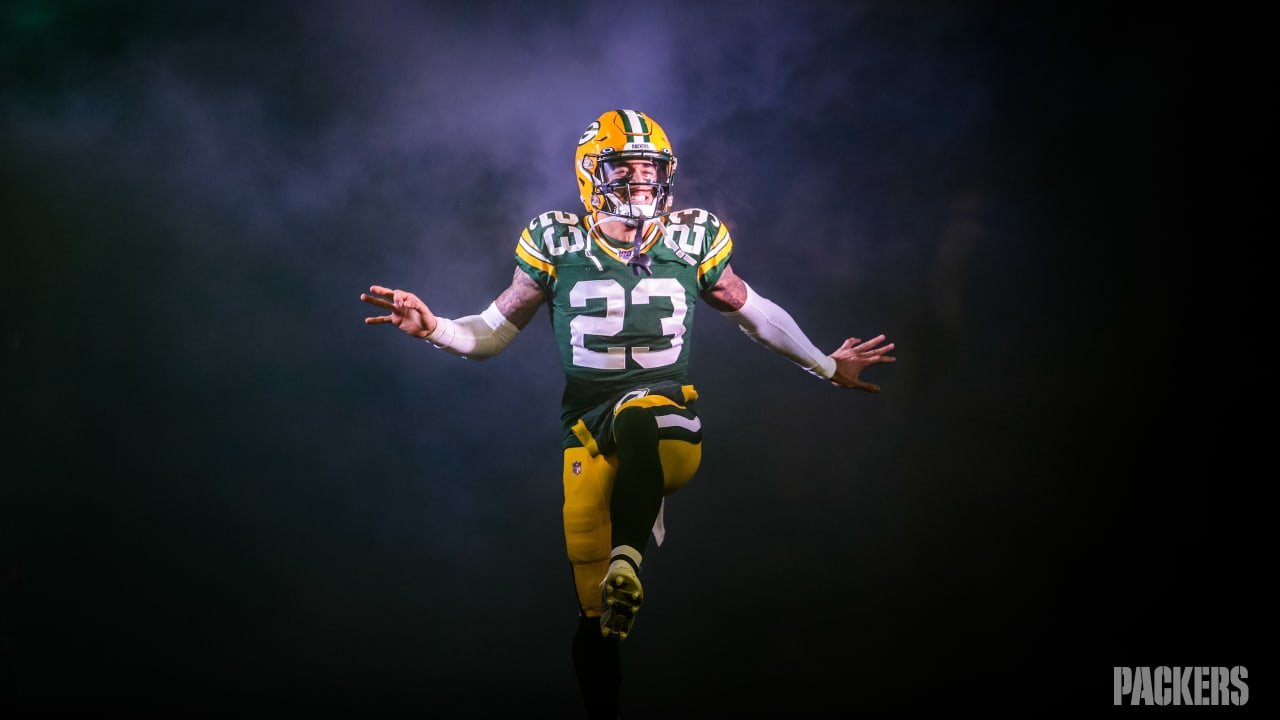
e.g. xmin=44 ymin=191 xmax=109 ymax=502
xmin=701 ymin=264 xmax=748 ymax=311
xmin=495 ymin=268 xmax=546 ymax=329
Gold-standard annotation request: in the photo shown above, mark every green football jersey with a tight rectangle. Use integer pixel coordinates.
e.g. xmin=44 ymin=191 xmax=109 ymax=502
xmin=514 ymin=208 xmax=733 ymax=445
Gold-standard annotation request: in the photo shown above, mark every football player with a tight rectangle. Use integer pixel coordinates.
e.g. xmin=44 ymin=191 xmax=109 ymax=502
xmin=360 ymin=109 xmax=895 ymax=718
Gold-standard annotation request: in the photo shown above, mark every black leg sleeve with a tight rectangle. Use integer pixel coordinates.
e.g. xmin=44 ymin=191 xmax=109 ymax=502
xmin=609 ymin=405 xmax=663 ymax=558
xmin=572 ymin=614 xmax=621 ymax=719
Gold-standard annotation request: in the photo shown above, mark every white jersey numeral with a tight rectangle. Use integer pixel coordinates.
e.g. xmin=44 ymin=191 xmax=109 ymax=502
xmin=543 ymin=224 xmax=585 ymax=257
xmin=630 ymin=278 xmax=686 ymax=368
xmin=569 ymin=278 xmax=686 ymax=369
xmin=667 ymin=210 xmax=709 ymax=256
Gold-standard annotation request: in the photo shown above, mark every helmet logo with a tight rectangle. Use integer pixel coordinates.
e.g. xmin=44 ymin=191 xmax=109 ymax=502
xmin=578 ymin=122 xmax=601 ymax=146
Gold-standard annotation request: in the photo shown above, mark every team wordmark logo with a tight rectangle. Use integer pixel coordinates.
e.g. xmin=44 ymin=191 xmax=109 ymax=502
xmin=1113 ymin=667 xmax=1248 ymax=706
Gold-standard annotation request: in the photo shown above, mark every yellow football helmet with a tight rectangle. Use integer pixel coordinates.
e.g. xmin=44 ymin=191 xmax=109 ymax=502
xmin=575 ymin=109 xmax=677 ymax=225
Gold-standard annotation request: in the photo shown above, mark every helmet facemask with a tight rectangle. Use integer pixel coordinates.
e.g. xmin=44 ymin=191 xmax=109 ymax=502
xmin=589 ymin=153 xmax=675 ymax=227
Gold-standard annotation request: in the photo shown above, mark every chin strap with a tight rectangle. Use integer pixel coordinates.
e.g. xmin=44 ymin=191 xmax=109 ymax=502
xmin=628 ymin=213 xmax=653 ymax=277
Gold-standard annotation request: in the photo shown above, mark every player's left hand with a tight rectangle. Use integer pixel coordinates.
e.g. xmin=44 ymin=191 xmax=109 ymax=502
xmin=829 ymin=335 xmax=896 ymax=392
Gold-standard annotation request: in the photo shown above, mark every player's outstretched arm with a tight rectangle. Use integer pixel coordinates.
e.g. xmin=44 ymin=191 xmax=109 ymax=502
xmin=703 ymin=264 xmax=895 ymax=392
xmin=360 ymin=269 xmax=545 ymax=359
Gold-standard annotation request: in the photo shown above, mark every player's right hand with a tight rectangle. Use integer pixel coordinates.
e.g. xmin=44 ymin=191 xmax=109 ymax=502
xmin=360 ymin=285 xmax=438 ymax=338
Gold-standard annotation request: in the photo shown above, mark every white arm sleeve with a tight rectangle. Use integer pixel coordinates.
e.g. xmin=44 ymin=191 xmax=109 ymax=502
xmin=720 ymin=283 xmax=836 ymax=380
xmin=423 ymin=302 xmax=520 ymax=359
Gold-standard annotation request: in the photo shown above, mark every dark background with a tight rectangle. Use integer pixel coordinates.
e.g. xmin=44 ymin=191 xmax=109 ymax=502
xmin=2 ymin=1 xmax=1266 ymax=715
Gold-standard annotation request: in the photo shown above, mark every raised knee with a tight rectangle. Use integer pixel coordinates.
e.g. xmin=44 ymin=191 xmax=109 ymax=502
xmin=613 ymin=405 xmax=657 ymax=443
xmin=659 ymin=439 xmax=701 ymax=494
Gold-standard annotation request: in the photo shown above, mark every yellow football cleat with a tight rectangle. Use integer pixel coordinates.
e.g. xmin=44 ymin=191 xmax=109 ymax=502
xmin=600 ymin=559 xmax=644 ymax=640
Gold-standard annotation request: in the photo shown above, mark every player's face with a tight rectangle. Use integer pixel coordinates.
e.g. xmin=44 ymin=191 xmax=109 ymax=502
xmin=603 ymin=159 xmax=660 ymax=204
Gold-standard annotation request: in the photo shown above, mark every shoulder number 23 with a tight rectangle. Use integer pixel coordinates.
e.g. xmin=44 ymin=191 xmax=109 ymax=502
xmin=569 ymin=278 xmax=686 ymax=369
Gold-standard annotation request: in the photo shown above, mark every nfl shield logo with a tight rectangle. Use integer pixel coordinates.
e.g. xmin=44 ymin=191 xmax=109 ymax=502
xmin=572 ymin=460 xmax=582 ymax=475
xmin=618 ymin=248 xmax=634 ymax=262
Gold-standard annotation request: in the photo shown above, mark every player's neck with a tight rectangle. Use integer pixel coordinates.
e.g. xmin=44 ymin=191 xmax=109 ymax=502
xmin=595 ymin=218 xmax=639 ymax=247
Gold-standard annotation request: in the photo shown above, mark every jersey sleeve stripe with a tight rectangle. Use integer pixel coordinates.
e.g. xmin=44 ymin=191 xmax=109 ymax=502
xmin=518 ymin=229 xmax=551 ymax=263
xmin=517 ymin=232 xmax=557 ymax=278
xmin=704 ymin=223 xmax=731 ymax=259
xmin=697 ymin=234 xmax=733 ymax=280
